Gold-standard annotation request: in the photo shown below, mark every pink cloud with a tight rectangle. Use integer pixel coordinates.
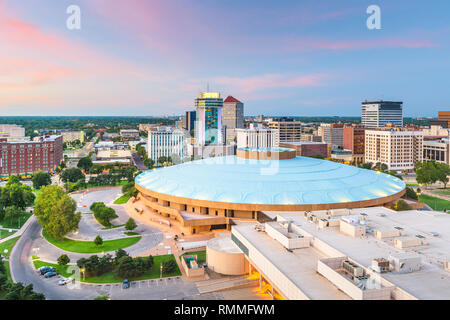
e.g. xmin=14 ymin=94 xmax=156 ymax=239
xmin=212 ymin=74 xmax=330 ymax=94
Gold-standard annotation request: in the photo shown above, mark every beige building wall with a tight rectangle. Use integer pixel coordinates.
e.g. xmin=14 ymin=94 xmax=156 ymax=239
xmin=365 ymin=129 xmax=424 ymax=171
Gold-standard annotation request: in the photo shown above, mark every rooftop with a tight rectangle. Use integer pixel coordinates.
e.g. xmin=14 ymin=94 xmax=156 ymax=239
xmin=224 ymin=96 xmax=241 ymax=103
xmin=135 ymin=156 xmax=405 ymax=205
xmin=268 ymin=207 xmax=450 ymax=299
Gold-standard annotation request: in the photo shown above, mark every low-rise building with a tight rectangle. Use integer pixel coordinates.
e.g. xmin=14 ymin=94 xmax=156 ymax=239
xmin=62 ymin=131 xmax=85 ymax=143
xmin=120 ymin=129 xmax=140 ymax=140
xmin=236 ymin=124 xmax=278 ymax=149
xmin=423 ymin=138 xmax=449 ymax=165
xmin=280 ymin=141 xmax=328 ymax=158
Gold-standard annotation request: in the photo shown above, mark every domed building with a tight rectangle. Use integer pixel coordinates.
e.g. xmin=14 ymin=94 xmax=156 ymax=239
xmin=135 ymin=148 xmax=405 ymax=234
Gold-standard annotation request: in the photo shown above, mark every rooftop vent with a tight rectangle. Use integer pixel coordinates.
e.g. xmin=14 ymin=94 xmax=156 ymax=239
xmin=430 ymin=232 xmax=439 ymax=237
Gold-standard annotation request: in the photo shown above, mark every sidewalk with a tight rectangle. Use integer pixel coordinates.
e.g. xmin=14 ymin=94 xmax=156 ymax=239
xmin=0 ymin=214 xmax=35 ymax=244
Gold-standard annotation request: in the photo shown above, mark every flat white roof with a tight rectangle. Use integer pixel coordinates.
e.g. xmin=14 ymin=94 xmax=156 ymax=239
xmin=233 ymin=222 xmax=350 ymax=300
xmin=268 ymin=207 xmax=450 ymax=300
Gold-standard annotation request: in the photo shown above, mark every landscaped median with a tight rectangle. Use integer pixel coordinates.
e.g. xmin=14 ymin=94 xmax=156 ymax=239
xmin=113 ymin=194 xmax=131 ymax=205
xmin=32 ymin=254 xmax=181 ymax=284
xmin=42 ymin=230 xmax=142 ymax=254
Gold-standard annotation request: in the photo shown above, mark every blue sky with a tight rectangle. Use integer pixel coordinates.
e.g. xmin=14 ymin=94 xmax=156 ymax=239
xmin=0 ymin=0 xmax=449 ymax=117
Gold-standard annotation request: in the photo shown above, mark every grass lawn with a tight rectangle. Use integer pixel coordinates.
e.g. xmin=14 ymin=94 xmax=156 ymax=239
xmin=179 ymin=250 xmax=206 ymax=264
xmin=33 ymin=254 xmax=181 ymax=283
xmin=0 ymin=211 xmax=33 ymax=229
xmin=419 ymin=194 xmax=450 ymax=211
xmin=42 ymin=230 xmax=141 ymax=254
xmin=0 ymin=237 xmax=20 ymax=259
xmin=114 ymin=194 xmax=131 ymax=204
xmin=0 ymin=229 xmax=15 ymax=240
xmin=433 ymin=189 xmax=450 ymax=197
xmin=124 ymin=232 xmax=140 ymax=236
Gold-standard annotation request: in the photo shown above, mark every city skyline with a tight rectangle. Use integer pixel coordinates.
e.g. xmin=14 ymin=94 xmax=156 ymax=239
xmin=1 ymin=0 xmax=449 ymax=117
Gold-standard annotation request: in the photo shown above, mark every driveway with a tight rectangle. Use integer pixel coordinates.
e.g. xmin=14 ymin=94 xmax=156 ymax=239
xmin=10 ymin=217 xmax=221 ymax=300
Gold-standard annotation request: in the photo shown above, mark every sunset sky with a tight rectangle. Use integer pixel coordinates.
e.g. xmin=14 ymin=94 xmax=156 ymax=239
xmin=1 ymin=0 xmax=449 ymax=117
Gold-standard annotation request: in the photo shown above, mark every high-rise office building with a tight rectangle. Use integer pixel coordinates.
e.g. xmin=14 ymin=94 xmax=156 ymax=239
xmin=364 ymin=128 xmax=423 ymax=172
xmin=223 ymin=96 xmax=244 ymax=142
xmin=195 ymin=92 xmax=223 ymax=146
xmin=361 ymin=101 xmax=403 ymax=128
xmin=267 ymin=118 xmax=302 ymax=142
xmin=148 ymin=127 xmax=186 ymax=163
xmin=185 ymin=111 xmax=196 ymax=133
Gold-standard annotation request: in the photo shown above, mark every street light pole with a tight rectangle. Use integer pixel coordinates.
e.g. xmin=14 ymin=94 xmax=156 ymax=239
xmin=160 ymin=264 xmax=163 ymax=279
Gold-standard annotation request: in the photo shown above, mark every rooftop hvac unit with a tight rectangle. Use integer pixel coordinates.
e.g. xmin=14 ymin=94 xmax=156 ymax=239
xmin=430 ymin=232 xmax=439 ymax=237
xmin=371 ymin=258 xmax=390 ymax=273
xmin=342 ymin=260 xmax=364 ymax=277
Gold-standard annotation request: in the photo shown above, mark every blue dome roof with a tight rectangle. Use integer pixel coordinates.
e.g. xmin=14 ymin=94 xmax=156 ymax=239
xmin=135 ymin=156 xmax=405 ymax=206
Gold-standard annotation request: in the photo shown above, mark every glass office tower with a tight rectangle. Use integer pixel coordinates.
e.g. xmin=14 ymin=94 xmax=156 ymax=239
xmin=195 ymin=92 xmax=223 ymax=146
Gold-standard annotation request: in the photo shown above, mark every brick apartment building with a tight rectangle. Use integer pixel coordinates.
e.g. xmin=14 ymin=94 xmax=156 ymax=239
xmin=0 ymin=135 xmax=63 ymax=177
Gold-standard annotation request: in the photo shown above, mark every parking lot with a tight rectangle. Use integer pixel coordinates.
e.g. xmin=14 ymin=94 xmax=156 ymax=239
xmin=35 ymin=270 xmax=224 ymax=300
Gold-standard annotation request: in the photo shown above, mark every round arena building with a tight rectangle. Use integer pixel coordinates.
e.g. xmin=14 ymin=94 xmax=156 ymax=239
xmin=135 ymin=148 xmax=406 ymax=234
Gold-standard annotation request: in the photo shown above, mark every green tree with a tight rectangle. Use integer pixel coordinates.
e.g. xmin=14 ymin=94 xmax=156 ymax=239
xmin=125 ymin=218 xmax=137 ymax=231
xmin=114 ymin=249 xmax=129 ymax=264
xmin=0 ymin=182 xmax=35 ymax=210
xmin=416 ymin=161 xmax=439 ymax=187
xmin=6 ymin=175 xmax=20 ymax=186
xmin=405 ymin=187 xmax=418 ymax=200
xmin=77 ymin=157 xmax=93 ymax=172
xmin=60 ymin=168 xmax=85 ymax=183
xmin=144 ymin=158 xmax=154 ymax=169
xmin=157 ymin=156 xmax=167 ymax=166
xmin=161 ymin=259 xmax=177 ymax=274
xmin=114 ymin=255 xmax=136 ymax=278
xmin=90 ymin=202 xmax=117 ymax=227
xmin=34 ymin=185 xmax=81 ymax=240
xmin=32 ymin=171 xmax=52 ymax=190
xmin=57 ymin=254 xmax=70 ymax=266
xmin=4 ymin=206 xmax=21 ymax=223
xmin=94 ymin=235 xmax=103 ymax=247
xmin=436 ymin=163 xmax=450 ymax=189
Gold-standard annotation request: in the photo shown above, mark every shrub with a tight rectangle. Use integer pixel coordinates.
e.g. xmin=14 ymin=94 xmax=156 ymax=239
xmin=393 ymin=200 xmax=412 ymax=211
xmin=57 ymin=254 xmax=70 ymax=266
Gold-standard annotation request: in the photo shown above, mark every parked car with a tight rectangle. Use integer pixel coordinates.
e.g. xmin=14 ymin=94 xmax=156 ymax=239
xmin=44 ymin=271 xmax=58 ymax=278
xmin=37 ymin=266 xmax=51 ymax=274
xmin=122 ymin=279 xmax=130 ymax=289
xmin=40 ymin=267 xmax=56 ymax=275
xmin=58 ymin=277 xmax=73 ymax=286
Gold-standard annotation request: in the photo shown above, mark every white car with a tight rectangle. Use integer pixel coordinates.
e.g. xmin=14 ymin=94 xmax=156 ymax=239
xmin=58 ymin=277 xmax=73 ymax=286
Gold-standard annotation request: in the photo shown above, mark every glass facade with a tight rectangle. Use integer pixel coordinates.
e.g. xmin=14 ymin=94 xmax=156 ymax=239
xmin=195 ymin=93 xmax=223 ymax=146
